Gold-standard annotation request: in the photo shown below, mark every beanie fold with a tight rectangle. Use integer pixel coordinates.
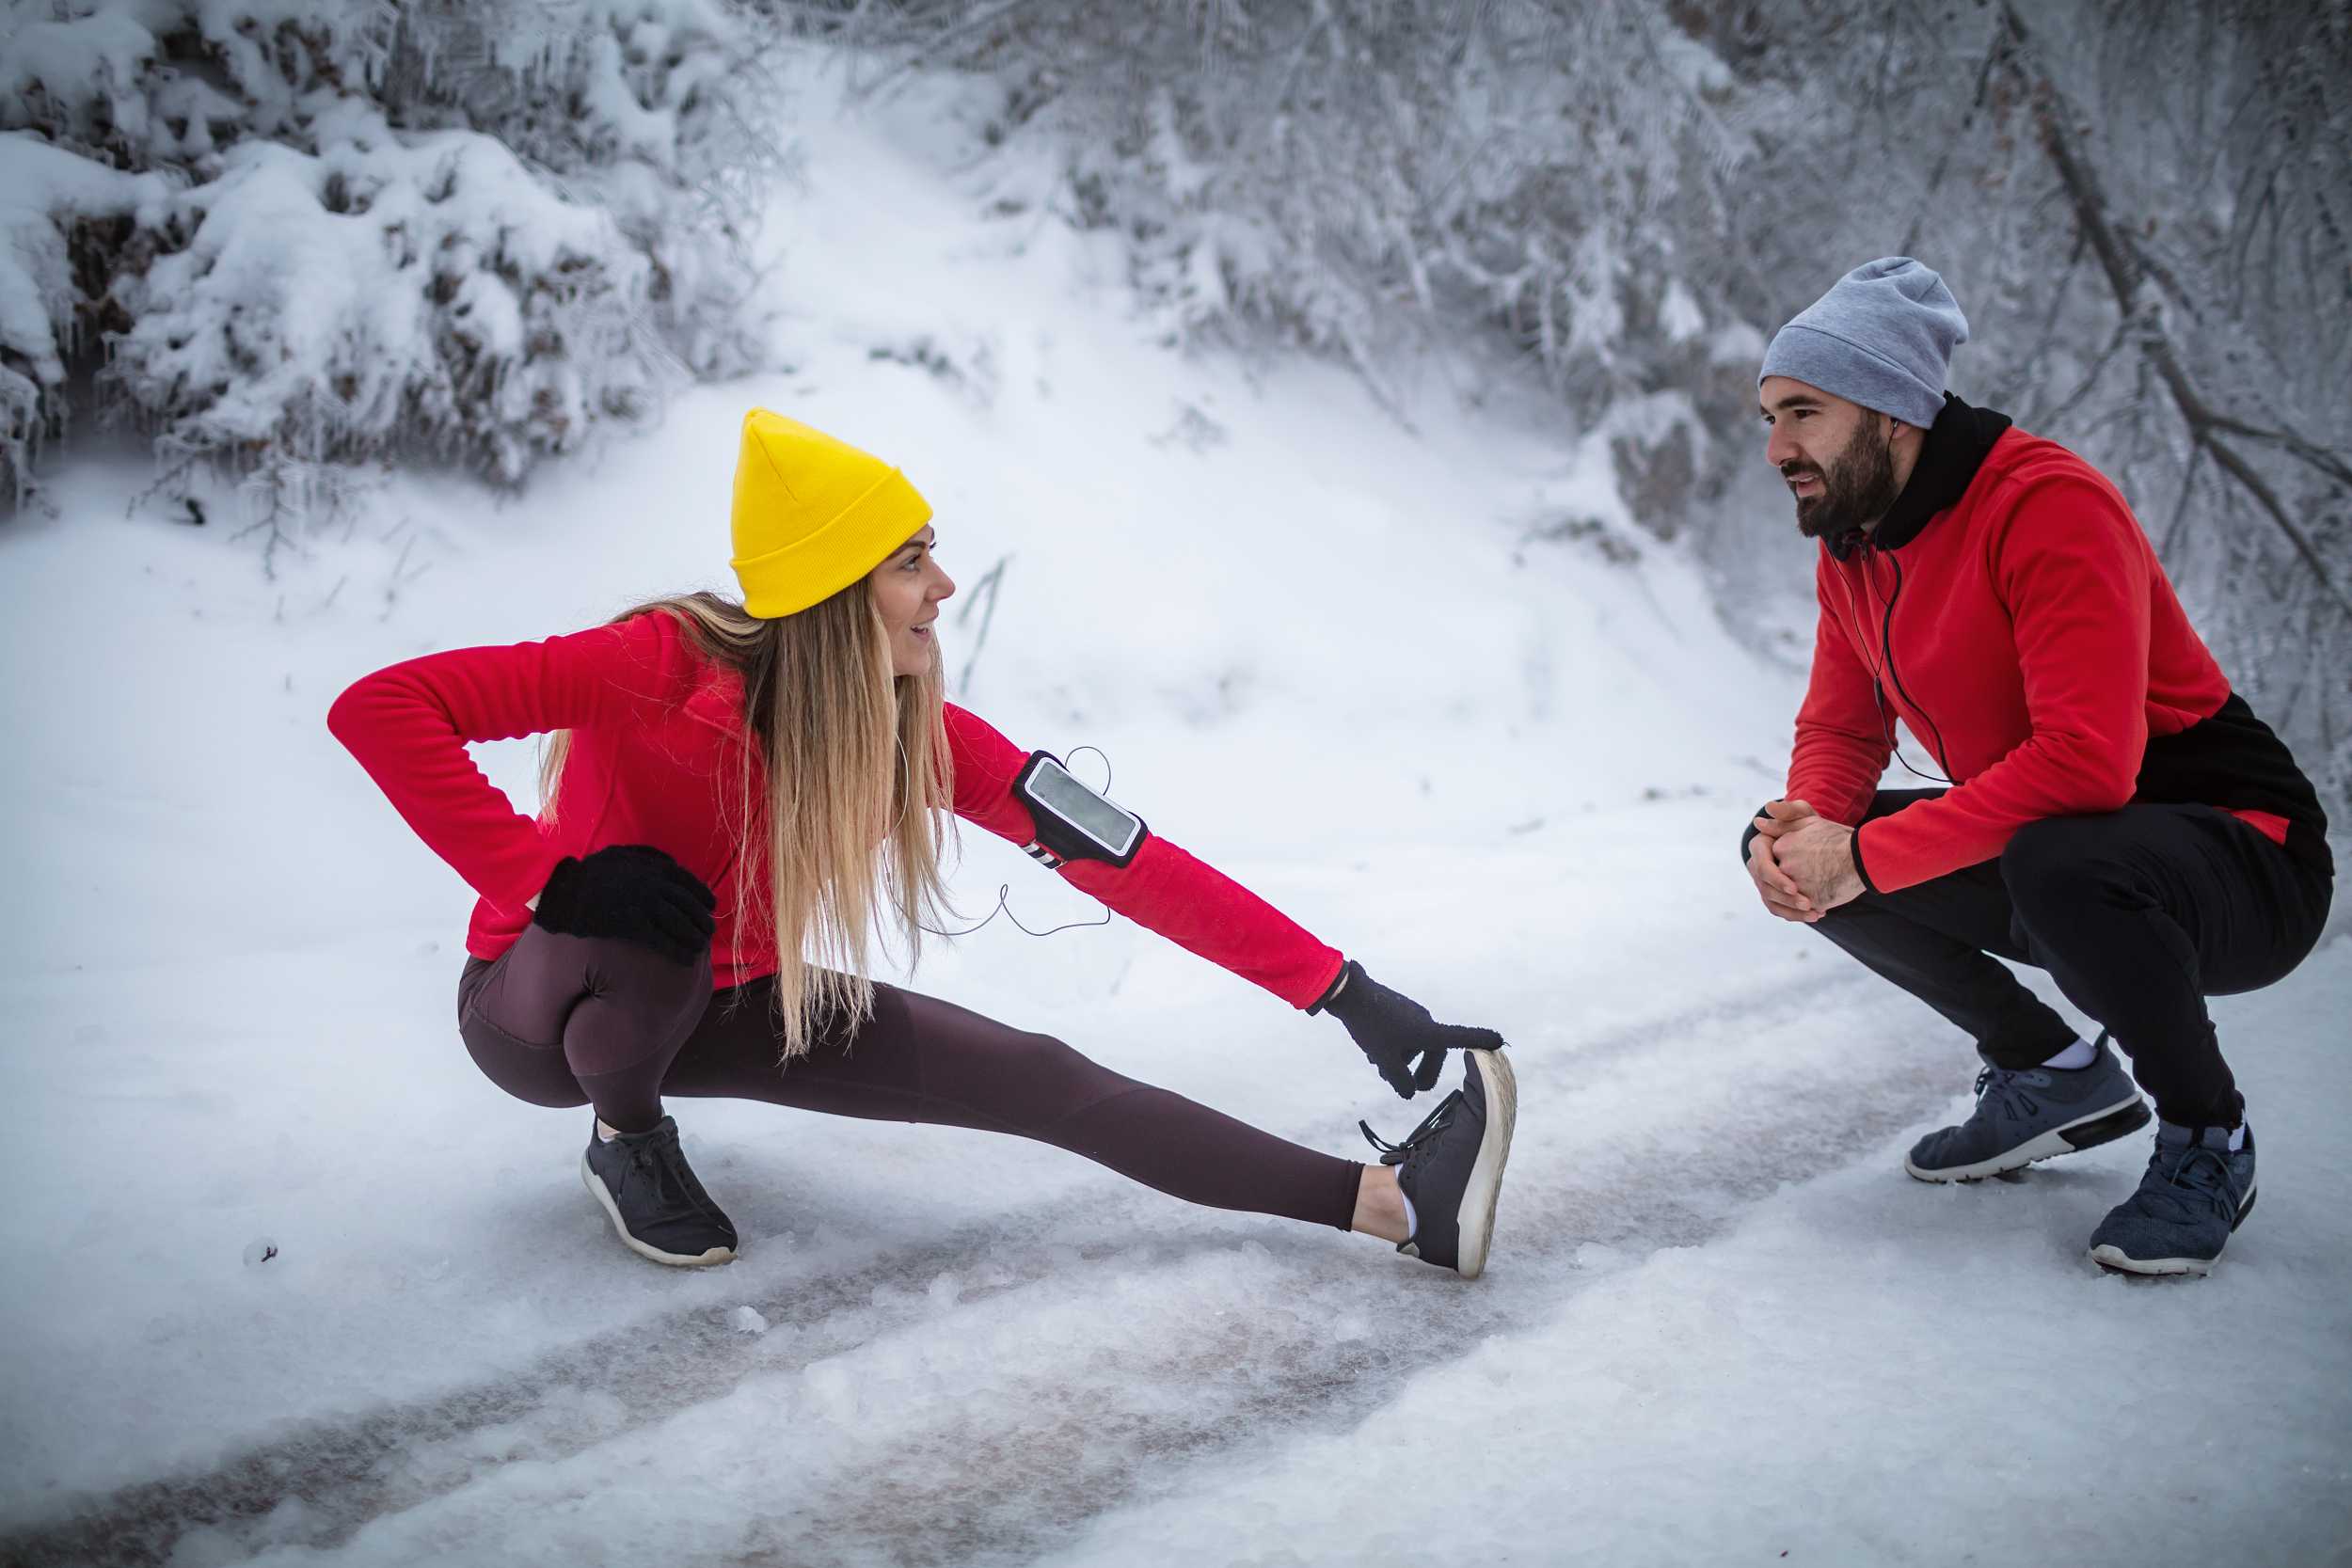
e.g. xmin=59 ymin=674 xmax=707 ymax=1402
xmin=732 ymin=466 xmax=931 ymax=618
xmin=729 ymin=408 xmax=932 ymax=618
xmin=1759 ymin=325 xmax=1947 ymax=429
xmin=1758 ymin=257 xmax=1968 ymax=429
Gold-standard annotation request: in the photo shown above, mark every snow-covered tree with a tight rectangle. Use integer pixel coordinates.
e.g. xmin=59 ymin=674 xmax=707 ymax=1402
xmin=2 ymin=0 xmax=777 ymax=515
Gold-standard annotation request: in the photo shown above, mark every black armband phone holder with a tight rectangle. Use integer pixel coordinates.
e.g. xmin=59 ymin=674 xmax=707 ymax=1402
xmin=1013 ymin=751 xmax=1149 ymax=869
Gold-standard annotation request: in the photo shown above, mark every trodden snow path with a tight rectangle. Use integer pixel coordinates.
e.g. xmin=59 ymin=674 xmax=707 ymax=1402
xmin=6 ymin=915 xmax=2349 ymax=1567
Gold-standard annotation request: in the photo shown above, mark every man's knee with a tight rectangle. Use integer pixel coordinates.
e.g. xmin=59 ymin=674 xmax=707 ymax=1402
xmin=2000 ymin=816 xmax=2114 ymax=910
xmin=1739 ymin=804 xmax=1770 ymax=867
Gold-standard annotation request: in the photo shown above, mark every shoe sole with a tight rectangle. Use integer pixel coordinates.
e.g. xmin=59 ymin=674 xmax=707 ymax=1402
xmin=580 ymin=1153 xmax=737 ymax=1268
xmin=2089 ymin=1183 xmax=2258 ymax=1277
xmin=1451 ymin=1049 xmax=1518 ymax=1281
xmin=1902 ymin=1095 xmax=2152 ymax=1184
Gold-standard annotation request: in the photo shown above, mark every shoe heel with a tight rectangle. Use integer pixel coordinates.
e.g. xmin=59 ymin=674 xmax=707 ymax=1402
xmin=2058 ymin=1099 xmax=2152 ymax=1151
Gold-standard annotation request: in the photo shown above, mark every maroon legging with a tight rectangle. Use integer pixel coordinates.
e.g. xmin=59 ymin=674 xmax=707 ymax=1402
xmin=456 ymin=926 xmax=1362 ymax=1230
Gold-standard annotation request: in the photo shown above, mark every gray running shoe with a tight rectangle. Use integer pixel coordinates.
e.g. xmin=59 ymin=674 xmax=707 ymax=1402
xmin=1904 ymin=1035 xmax=2150 ymax=1182
xmin=1359 ymin=1048 xmax=1517 ymax=1279
xmin=580 ymin=1116 xmax=739 ymax=1267
xmin=2089 ymin=1122 xmax=2257 ymax=1277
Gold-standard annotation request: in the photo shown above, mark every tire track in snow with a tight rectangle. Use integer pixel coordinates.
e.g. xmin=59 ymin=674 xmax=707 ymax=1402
xmin=3 ymin=972 xmax=1966 ymax=1567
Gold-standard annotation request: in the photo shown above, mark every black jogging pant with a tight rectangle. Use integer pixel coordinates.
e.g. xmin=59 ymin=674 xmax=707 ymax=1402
xmin=1742 ymin=790 xmax=2332 ymax=1129
xmin=456 ymin=927 xmax=1363 ymax=1231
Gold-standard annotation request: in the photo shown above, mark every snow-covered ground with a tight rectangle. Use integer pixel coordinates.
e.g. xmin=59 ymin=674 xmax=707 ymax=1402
xmin=3 ymin=52 xmax=2347 ymax=1568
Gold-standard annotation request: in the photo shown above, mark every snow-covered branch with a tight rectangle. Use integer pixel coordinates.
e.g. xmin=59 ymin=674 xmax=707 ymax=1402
xmin=2 ymin=0 xmax=777 ymax=510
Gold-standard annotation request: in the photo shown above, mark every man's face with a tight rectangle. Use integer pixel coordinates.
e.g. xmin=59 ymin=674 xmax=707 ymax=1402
xmin=1758 ymin=376 xmax=1902 ymax=541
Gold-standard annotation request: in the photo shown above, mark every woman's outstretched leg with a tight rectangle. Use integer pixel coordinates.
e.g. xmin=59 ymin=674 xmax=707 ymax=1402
xmin=666 ymin=981 xmax=1368 ymax=1231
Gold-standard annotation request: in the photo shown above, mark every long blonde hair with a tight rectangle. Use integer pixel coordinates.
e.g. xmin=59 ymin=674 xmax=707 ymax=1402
xmin=540 ymin=583 xmax=955 ymax=1057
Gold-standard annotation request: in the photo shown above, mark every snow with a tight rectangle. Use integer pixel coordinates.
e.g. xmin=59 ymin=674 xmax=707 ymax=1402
xmin=0 ymin=133 xmax=171 ymax=428
xmin=6 ymin=0 xmax=769 ymax=499
xmin=111 ymin=113 xmax=647 ymax=469
xmin=0 ymin=10 xmax=160 ymax=145
xmin=2 ymin=44 xmax=2347 ymax=1568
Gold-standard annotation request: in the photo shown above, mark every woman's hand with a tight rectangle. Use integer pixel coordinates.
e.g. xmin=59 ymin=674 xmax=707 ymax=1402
xmin=1318 ymin=960 xmax=1506 ymax=1100
xmin=532 ymin=845 xmax=717 ymax=965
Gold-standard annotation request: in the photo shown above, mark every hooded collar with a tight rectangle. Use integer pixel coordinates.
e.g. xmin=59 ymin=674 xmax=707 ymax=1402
xmin=1823 ymin=393 xmax=2014 ymax=561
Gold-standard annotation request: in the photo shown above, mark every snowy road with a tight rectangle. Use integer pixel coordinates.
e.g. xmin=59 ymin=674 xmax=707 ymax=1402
xmin=7 ymin=832 xmax=2347 ymax=1566
xmin=6 ymin=941 xmax=1954 ymax=1566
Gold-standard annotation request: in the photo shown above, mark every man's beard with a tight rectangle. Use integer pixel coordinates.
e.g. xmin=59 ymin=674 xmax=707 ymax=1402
xmin=1788 ymin=424 xmax=1901 ymax=541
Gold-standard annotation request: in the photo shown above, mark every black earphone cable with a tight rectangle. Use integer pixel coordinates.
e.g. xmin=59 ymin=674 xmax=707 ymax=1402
xmin=1875 ymin=549 xmax=1956 ymax=785
xmin=1832 ymin=537 xmax=1954 ymax=789
xmin=916 ymin=745 xmax=1120 ymax=942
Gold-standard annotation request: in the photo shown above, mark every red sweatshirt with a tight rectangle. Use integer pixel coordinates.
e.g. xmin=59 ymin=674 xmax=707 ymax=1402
xmin=328 ymin=610 xmax=1345 ymax=1006
xmin=1788 ymin=399 xmax=2328 ymax=894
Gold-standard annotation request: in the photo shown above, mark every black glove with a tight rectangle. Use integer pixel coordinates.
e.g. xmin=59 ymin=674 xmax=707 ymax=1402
xmin=1314 ymin=959 xmax=1506 ymax=1100
xmin=532 ymin=845 xmax=716 ymax=965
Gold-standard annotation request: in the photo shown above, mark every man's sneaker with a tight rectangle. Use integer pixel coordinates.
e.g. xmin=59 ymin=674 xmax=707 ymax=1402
xmin=580 ymin=1115 xmax=739 ymax=1267
xmin=1903 ymin=1035 xmax=2150 ymax=1182
xmin=1359 ymin=1048 xmax=1517 ymax=1279
xmin=2089 ymin=1122 xmax=2257 ymax=1277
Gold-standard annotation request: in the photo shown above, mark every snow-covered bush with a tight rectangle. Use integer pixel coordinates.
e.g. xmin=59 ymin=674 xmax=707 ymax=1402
xmin=2 ymin=0 xmax=776 ymax=511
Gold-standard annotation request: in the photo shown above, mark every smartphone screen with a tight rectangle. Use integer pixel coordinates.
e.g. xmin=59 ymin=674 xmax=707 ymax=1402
xmin=1026 ymin=760 xmax=1142 ymax=855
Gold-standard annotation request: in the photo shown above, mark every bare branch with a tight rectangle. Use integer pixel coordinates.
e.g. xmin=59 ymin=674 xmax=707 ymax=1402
xmin=1998 ymin=0 xmax=2352 ymax=623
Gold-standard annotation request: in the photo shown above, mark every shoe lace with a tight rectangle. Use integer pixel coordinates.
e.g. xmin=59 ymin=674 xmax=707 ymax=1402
xmin=1359 ymin=1089 xmax=1463 ymax=1175
xmin=622 ymin=1129 xmax=716 ymax=1221
xmin=2135 ymin=1139 xmax=2244 ymax=1224
xmin=1971 ymin=1065 xmax=2044 ymax=1122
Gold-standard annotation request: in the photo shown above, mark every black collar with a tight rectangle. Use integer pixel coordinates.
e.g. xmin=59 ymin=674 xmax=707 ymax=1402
xmin=1823 ymin=394 xmax=2013 ymax=560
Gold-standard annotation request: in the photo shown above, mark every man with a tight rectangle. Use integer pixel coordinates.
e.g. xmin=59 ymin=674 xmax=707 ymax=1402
xmin=1741 ymin=257 xmax=2334 ymax=1275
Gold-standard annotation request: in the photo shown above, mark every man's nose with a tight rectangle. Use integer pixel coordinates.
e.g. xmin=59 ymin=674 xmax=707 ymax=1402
xmin=1765 ymin=425 xmax=1797 ymax=467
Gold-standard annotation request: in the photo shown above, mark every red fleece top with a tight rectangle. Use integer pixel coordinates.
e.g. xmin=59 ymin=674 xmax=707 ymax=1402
xmin=328 ymin=610 xmax=1344 ymax=1006
xmin=1787 ymin=426 xmax=2283 ymax=894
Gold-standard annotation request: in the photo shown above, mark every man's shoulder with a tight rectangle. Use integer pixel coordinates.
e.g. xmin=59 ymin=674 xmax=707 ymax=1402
xmin=1976 ymin=425 xmax=2119 ymax=493
xmin=1965 ymin=427 xmax=2136 ymax=528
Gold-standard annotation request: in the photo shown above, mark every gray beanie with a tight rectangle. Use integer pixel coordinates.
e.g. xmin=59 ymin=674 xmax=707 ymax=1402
xmin=1758 ymin=258 xmax=1969 ymax=429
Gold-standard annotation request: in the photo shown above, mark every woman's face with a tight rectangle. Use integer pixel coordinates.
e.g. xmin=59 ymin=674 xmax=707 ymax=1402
xmin=869 ymin=525 xmax=955 ymax=678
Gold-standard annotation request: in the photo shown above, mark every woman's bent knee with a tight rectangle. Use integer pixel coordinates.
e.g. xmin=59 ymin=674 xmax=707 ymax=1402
xmin=458 ymin=1009 xmax=591 ymax=1109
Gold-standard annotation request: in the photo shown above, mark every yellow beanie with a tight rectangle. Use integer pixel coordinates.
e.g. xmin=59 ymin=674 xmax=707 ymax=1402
xmin=729 ymin=409 xmax=932 ymax=618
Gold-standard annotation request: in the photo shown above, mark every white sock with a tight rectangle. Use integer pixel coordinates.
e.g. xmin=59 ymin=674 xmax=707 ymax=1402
xmin=2040 ymin=1036 xmax=2097 ymax=1070
xmin=596 ymin=1118 xmax=623 ymax=1143
xmin=2228 ymin=1121 xmax=2248 ymax=1152
xmin=1398 ymin=1187 xmax=1419 ymax=1240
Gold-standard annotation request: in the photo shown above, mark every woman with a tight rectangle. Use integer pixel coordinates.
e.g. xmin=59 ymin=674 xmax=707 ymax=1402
xmin=329 ymin=410 xmax=1517 ymax=1277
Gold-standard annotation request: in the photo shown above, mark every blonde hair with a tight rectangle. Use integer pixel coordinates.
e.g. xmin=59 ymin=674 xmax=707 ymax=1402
xmin=540 ymin=584 xmax=955 ymax=1058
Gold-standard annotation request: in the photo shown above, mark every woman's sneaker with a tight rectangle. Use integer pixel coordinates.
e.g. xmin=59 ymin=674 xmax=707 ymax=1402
xmin=2089 ymin=1122 xmax=2257 ymax=1276
xmin=1903 ymin=1035 xmax=2150 ymax=1182
xmin=1359 ymin=1049 xmax=1517 ymax=1279
xmin=580 ymin=1115 xmax=739 ymax=1267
